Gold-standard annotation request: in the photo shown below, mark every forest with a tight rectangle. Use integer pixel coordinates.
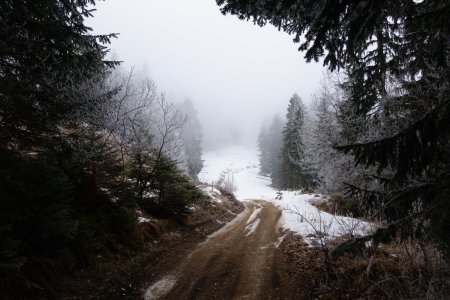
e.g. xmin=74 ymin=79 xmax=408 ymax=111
xmin=1 ymin=0 xmax=449 ymax=299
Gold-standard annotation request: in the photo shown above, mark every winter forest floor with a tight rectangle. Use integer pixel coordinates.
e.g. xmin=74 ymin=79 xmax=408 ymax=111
xmin=63 ymin=199 xmax=332 ymax=300
xmin=62 ymin=146 xmax=449 ymax=299
xmin=62 ymin=189 xmax=245 ymax=299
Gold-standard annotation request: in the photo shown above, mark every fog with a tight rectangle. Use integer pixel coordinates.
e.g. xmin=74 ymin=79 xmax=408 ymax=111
xmin=88 ymin=0 xmax=324 ymax=150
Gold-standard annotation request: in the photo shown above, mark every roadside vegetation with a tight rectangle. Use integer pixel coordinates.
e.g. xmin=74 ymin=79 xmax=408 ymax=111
xmin=0 ymin=2 xmax=206 ymax=298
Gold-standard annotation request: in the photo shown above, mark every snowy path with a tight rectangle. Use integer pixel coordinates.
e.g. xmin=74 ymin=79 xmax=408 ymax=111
xmin=143 ymin=146 xmax=372 ymax=300
xmin=199 ymin=146 xmax=371 ymax=243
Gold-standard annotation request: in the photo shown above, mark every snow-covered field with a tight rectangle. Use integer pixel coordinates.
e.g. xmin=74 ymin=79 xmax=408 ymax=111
xmin=200 ymin=146 xmax=372 ymax=243
xmin=200 ymin=146 xmax=274 ymax=200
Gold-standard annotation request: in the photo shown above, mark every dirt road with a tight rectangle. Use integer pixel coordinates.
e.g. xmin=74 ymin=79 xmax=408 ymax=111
xmin=143 ymin=200 xmax=286 ymax=300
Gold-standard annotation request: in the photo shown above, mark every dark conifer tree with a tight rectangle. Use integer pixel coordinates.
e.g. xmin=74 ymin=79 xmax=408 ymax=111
xmin=275 ymin=94 xmax=302 ymax=188
xmin=0 ymin=1 xmax=122 ymax=296
xmin=275 ymin=94 xmax=314 ymax=189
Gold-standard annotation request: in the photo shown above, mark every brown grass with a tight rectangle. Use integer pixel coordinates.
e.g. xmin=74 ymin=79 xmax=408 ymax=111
xmin=280 ymin=233 xmax=450 ymax=299
xmin=309 ymin=192 xmax=363 ymax=217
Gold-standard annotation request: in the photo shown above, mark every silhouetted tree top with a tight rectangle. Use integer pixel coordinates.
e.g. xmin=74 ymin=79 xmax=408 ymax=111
xmin=216 ymin=0 xmax=449 ymax=70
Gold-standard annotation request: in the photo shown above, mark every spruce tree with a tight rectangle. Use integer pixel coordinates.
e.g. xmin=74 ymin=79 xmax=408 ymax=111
xmin=0 ymin=0 xmax=121 ymax=295
xmin=151 ymin=155 xmax=201 ymax=217
xmin=276 ymin=94 xmax=301 ymax=188
xmin=276 ymin=94 xmax=314 ymax=189
xmin=178 ymin=99 xmax=203 ymax=179
xmin=258 ymin=115 xmax=284 ymax=180
xmin=257 ymin=124 xmax=271 ymax=176
xmin=0 ymin=0 xmax=118 ymax=150
xmin=267 ymin=114 xmax=284 ymax=183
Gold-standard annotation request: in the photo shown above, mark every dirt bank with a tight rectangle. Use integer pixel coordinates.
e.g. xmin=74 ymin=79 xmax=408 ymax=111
xmin=61 ymin=192 xmax=244 ymax=299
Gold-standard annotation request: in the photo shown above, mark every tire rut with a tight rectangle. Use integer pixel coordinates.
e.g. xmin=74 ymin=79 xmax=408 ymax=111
xmin=144 ymin=200 xmax=283 ymax=300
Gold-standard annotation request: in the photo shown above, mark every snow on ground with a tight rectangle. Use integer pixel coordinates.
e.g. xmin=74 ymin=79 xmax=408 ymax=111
xmin=199 ymin=146 xmax=276 ymax=200
xmin=246 ymin=207 xmax=262 ymax=225
xmin=143 ymin=275 xmax=177 ymax=300
xmin=200 ymin=145 xmax=373 ymax=244
xmin=138 ymin=216 xmax=151 ymax=223
xmin=279 ymin=191 xmax=372 ymax=242
xmin=244 ymin=218 xmax=261 ymax=237
xmin=200 ymin=204 xmax=250 ymax=243
xmin=198 ymin=185 xmax=223 ymax=203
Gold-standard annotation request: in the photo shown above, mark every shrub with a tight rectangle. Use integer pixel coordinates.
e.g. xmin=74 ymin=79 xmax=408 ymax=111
xmin=311 ymin=193 xmax=363 ymax=217
xmin=147 ymin=156 xmax=201 ymax=217
xmin=216 ymin=171 xmax=237 ymax=194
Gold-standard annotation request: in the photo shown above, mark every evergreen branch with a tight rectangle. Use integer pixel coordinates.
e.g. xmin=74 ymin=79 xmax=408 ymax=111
xmin=331 ymin=202 xmax=439 ymax=258
xmin=335 ymin=98 xmax=450 ymax=175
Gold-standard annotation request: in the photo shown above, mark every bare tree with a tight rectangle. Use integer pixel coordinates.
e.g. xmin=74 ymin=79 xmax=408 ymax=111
xmin=72 ymin=68 xmax=187 ymax=200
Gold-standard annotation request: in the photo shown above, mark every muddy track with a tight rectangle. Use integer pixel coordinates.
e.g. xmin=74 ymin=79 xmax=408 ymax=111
xmin=144 ymin=200 xmax=285 ymax=300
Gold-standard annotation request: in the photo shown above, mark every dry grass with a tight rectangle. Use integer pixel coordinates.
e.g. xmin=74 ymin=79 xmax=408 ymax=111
xmin=281 ymin=232 xmax=450 ymax=299
xmin=309 ymin=192 xmax=362 ymax=217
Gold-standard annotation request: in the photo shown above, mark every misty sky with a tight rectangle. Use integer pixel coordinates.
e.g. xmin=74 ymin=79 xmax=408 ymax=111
xmin=88 ymin=0 xmax=325 ymax=149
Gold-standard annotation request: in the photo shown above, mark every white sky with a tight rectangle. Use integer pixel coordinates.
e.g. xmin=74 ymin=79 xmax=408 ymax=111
xmin=88 ymin=0 xmax=324 ymax=149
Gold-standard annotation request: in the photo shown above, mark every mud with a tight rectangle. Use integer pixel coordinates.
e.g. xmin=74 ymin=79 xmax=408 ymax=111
xmin=144 ymin=200 xmax=287 ymax=300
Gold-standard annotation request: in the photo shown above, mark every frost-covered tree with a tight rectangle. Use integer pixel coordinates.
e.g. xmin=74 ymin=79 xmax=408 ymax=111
xmin=257 ymin=123 xmax=270 ymax=176
xmin=266 ymin=114 xmax=284 ymax=180
xmin=216 ymin=0 xmax=450 ymax=258
xmin=66 ymin=67 xmax=188 ymax=203
xmin=177 ymin=99 xmax=203 ymax=179
xmin=306 ymin=77 xmax=342 ymax=192
xmin=0 ymin=1 xmax=118 ymax=151
xmin=103 ymin=70 xmax=186 ymax=200
xmin=275 ymin=94 xmax=314 ymax=189
xmin=306 ymin=73 xmax=370 ymax=195
xmin=257 ymin=114 xmax=284 ymax=178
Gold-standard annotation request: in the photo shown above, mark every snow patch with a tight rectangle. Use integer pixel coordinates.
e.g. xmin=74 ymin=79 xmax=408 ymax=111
xmin=278 ymin=191 xmax=372 ymax=245
xmin=260 ymin=234 xmax=287 ymax=249
xmin=225 ymin=209 xmax=237 ymax=216
xmin=245 ymin=218 xmax=260 ymax=237
xmin=199 ymin=185 xmax=223 ymax=203
xmin=274 ymin=234 xmax=287 ymax=248
xmin=200 ymin=146 xmax=275 ymax=201
xmin=142 ymin=191 xmax=158 ymax=199
xmin=200 ymin=205 xmax=250 ymax=243
xmin=246 ymin=207 xmax=262 ymax=225
xmin=201 ymin=146 xmax=373 ymax=244
xmin=143 ymin=275 xmax=177 ymax=300
xmin=138 ymin=217 xmax=150 ymax=223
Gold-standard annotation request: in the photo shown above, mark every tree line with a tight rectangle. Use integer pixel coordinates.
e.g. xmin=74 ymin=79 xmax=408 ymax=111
xmin=241 ymin=0 xmax=449 ymax=261
xmin=0 ymin=1 xmax=203 ymax=297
